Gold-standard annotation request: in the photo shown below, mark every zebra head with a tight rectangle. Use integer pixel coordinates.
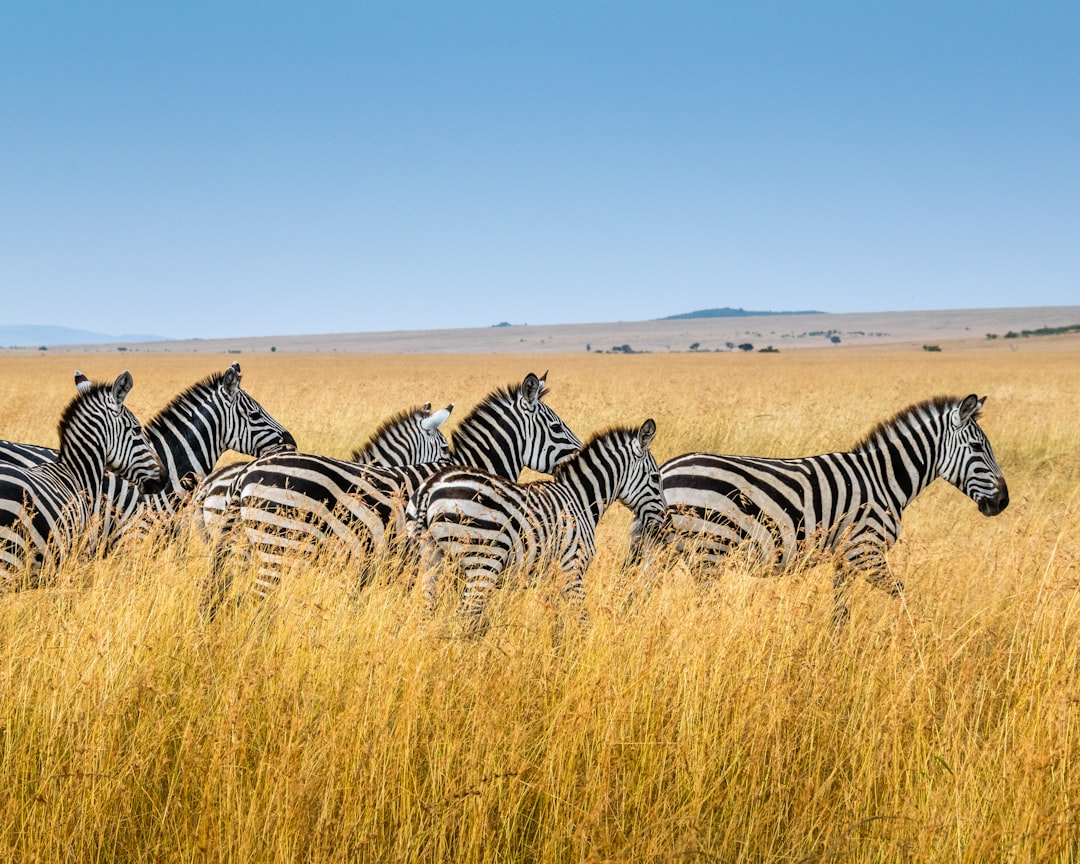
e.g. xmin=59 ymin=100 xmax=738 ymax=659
xmin=515 ymin=371 xmax=583 ymax=473
xmin=350 ymin=402 xmax=454 ymax=465
xmin=616 ymin=419 xmax=666 ymax=529
xmin=939 ymin=394 xmax=1009 ymax=517
xmin=217 ymin=363 xmax=297 ymax=457
xmin=70 ymin=371 xmax=166 ymax=495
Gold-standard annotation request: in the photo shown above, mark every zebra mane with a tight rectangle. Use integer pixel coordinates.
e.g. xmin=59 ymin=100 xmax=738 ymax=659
xmin=56 ymin=381 xmax=113 ymax=441
xmin=853 ymin=395 xmax=972 ymax=452
xmin=449 ymin=379 xmax=549 ymax=449
xmin=145 ymin=369 xmax=233 ymax=432
xmin=349 ymin=405 xmax=429 ymax=461
xmin=552 ymin=425 xmax=635 ymax=479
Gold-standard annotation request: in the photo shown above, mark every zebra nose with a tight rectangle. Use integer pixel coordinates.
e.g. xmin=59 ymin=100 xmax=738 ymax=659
xmin=979 ymin=481 xmax=1009 ymax=516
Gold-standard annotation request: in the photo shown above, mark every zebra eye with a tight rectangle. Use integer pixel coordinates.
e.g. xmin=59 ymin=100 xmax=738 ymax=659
xmin=969 ymin=439 xmax=985 ymax=453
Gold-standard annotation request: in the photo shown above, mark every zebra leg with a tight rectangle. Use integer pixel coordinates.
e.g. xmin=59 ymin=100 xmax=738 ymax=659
xmin=559 ymin=561 xmax=589 ymax=625
xmin=204 ymin=498 xmax=243 ymax=621
xmin=458 ymin=556 xmax=507 ymax=634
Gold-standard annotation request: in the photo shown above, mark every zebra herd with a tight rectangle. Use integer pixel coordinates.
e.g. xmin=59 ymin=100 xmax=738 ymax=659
xmin=0 ymin=364 xmax=1009 ymax=627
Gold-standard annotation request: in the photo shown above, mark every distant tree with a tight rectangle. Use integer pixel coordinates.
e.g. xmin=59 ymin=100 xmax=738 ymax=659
xmin=738 ymin=343 xmax=754 ymax=352
xmin=830 ymin=335 xmax=841 ymax=344
xmin=758 ymin=346 xmax=779 ymax=353
xmin=689 ymin=342 xmax=700 ymax=351
xmin=986 ymin=333 xmax=998 ymax=340
xmin=922 ymin=344 xmax=942 ymax=352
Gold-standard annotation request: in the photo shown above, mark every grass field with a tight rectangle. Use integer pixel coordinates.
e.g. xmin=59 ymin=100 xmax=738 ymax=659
xmin=1 ymin=341 xmax=1078 ymax=862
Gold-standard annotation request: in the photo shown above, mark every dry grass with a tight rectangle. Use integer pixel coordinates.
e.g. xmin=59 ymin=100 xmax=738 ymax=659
xmin=1 ymin=342 xmax=1079 ymax=862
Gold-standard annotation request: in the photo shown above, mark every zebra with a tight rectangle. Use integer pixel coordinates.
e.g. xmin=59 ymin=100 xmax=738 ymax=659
xmin=0 ymin=363 xmax=296 ymax=549
xmin=190 ymin=401 xmax=454 ymax=541
xmin=409 ymin=419 xmax=664 ymax=628
xmin=638 ymin=394 xmax=1010 ymax=625
xmin=208 ymin=371 xmax=582 ymax=610
xmin=0 ymin=371 xmax=165 ymax=588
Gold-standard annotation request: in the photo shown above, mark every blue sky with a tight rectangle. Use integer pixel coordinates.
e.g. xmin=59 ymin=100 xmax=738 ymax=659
xmin=2 ymin=2 xmax=1077 ymax=340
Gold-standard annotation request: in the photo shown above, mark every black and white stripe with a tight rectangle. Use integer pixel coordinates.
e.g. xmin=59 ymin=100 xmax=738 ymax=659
xmin=411 ymin=420 xmax=664 ymax=627
xmin=209 ymin=372 xmax=582 ymax=608
xmin=0 ymin=372 xmax=164 ymax=588
xmin=643 ymin=394 xmax=1010 ymax=623
xmin=0 ymin=363 xmax=296 ymax=549
xmin=191 ymin=401 xmax=453 ymax=540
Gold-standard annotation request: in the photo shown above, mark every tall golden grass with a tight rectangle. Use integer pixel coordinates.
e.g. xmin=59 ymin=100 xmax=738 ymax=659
xmin=1 ymin=341 xmax=1078 ymax=862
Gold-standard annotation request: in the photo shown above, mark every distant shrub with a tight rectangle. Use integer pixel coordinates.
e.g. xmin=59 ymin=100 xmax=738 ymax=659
xmin=758 ymin=346 xmax=779 ymax=353
xmin=986 ymin=333 xmax=998 ymax=340
xmin=738 ymin=343 xmax=754 ymax=352
xmin=923 ymin=344 xmax=942 ymax=352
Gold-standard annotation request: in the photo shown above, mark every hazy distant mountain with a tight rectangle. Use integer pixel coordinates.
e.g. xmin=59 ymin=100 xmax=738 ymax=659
xmin=0 ymin=325 xmax=166 ymax=348
xmin=662 ymin=307 xmax=824 ymax=320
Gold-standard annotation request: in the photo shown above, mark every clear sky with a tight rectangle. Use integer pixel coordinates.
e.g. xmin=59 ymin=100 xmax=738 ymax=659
xmin=2 ymin=2 xmax=1077 ymax=340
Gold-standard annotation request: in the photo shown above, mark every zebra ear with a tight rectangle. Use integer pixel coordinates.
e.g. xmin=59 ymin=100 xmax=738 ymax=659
xmin=111 ymin=370 xmax=134 ymax=407
xmin=520 ymin=373 xmax=542 ymax=408
xmin=221 ymin=365 xmax=241 ymax=400
xmin=74 ymin=371 xmax=93 ymax=394
xmin=422 ymin=401 xmax=432 ymax=412
xmin=638 ymin=419 xmax=657 ymax=451
xmin=955 ymin=394 xmax=984 ymax=426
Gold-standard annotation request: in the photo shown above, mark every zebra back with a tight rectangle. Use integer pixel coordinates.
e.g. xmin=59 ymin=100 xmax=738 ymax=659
xmin=193 ymin=400 xmax=453 ymax=541
xmin=0 ymin=371 xmax=163 ymax=587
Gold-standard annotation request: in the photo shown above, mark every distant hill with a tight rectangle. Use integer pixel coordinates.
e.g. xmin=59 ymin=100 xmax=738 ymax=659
xmin=662 ymin=307 xmax=824 ymax=320
xmin=0 ymin=325 xmax=166 ymax=348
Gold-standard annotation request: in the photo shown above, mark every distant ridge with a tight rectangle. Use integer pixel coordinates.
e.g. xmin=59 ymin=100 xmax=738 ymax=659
xmin=662 ymin=307 xmax=824 ymax=320
xmin=0 ymin=325 xmax=165 ymax=348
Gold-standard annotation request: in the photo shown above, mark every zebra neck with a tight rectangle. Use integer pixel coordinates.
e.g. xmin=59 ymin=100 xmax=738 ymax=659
xmin=449 ymin=431 xmax=523 ymax=479
xmin=555 ymin=455 xmax=615 ymax=528
xmin=57 ymin=428 xmax=108 ymax=500
xmin=858 ymin=427 xmax=938 ymax=513
xmin=145 ymin=392 xmax=223 ymax=492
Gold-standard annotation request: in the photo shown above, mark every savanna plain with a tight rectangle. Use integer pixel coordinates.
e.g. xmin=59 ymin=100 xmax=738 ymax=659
xmin=1 ymin=341 xmax=1078 ymax=863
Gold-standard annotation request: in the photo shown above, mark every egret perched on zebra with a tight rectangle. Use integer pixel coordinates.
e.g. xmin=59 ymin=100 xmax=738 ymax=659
xmin=207 ymin=372 xmax=582 ymax=613
xmin=0 ymin=371 xmax=165 ymax=589
xmin=639 ymin=394 xmax=1009 ymax=625
xmin=409 ymin=419 xmax=664 ymax=629
xmin=191 ymin=401 xmax=453 ymax=541
xmin=0 ymin=363 xmax=296 ymax=550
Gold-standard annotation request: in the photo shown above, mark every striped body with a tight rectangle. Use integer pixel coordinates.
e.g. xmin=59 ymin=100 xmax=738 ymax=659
xmin=192 ymin=402 xmax=452 ymax=541
xmin=647 ymin=394 xmax=1009 ymax=623
xmin=0 ymin=363 xmax=295 ymax=549
xmin=0 ymin=440 xmax=57 ymax=470
xmin=412 ymin=421 xmax=663 ymax=625
xmin=0 ymin=372 xmax=164 ymax=588
xmin=210 ymin=372 xmax=582 ymax=608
